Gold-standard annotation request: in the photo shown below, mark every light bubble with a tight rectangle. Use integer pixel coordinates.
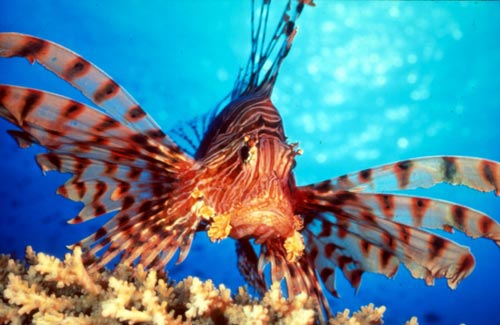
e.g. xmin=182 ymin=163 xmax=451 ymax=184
xmin=375 ymin=63 xmax=387 ymax=75
xmin=315 ymin=153 xmax=328 ymax=164
xmin=389 ymin=6 xmax=400 ymax=18
xmin=407 ymin=73 xmax=417 ymax=84
xmin=354 ymin=149 xmax=380 ymax=161
xmin=361 ymin=61 xmax=372 ymax=75
xmin=320 ymin=46 xmax=332 ymax=58
xmin=450 ymin=23 xmax=463 ymax=40
xmin=426 ymin=122 xmax=443 ymax=137
xmin=344 ymin=17 xmax=354 ymax=28
xmin=407 ymin=53 xmax=418 ymax=64
xmin=397 ymin=137 xmax=409 ymax=149
xmin=321 ymin=21 xmax=336 ymax=33
xmin=301 ymin=113 xmax=315 ymax=133
xmin=316 ymin=111 xmax=331 ymax=132
xmin=334 ymin=67 xmax=347 ymax=82
xmin=307 ymin=61 xmax=319 ymax=75
xmin=358 ymin=125 xmax=382 ymax=143
xmin=452 ymin=29 xmax=463 ymax=40
xmin=323 ymin=90 xmax=345 ymax=106
xmin=348 ymin=57 xmax=359 ymax=69
xmin=335 ymin=3 xmax=346 ymax=15
xmin=410 ymin=88 xmax=430 ymax=101
xmin=369 ymin=53 xmax=381 ymax=64
xmin=385 ymin=106 xmax=409 ymax=121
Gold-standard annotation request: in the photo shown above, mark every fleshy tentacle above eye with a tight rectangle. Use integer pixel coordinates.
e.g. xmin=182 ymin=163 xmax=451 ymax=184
xmin=303 ymin=156 xmax=500 ymax=196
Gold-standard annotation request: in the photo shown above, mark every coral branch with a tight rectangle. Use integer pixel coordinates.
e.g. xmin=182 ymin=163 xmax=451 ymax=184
xmin=0 ymin=247 xmax=416 ymax=324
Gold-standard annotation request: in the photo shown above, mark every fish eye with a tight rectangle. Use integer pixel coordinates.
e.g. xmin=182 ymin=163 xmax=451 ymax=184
xmin=240 ymin=145 xmax=251 ymax=162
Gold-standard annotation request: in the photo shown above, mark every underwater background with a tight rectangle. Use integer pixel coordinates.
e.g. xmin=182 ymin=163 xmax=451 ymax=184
xmin=0 ymin=1 xmax=499 ymax=324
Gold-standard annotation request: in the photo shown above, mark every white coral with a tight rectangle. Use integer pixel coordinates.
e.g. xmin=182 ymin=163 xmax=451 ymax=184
xmin=0 ymin=247 xmax=417 ymax=324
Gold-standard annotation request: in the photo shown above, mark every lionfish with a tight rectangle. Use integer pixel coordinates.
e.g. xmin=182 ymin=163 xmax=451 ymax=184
xmin=0 ymin=0 xmax=499 ymax=320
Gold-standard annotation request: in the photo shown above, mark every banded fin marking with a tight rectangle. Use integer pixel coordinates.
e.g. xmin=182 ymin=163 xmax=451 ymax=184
xmin=0 ymin=32 xmax=178 ymax=149
xmin=304 ymin=156 xmax=500 ymax=195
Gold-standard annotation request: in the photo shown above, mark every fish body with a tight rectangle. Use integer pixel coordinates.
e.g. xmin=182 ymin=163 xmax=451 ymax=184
xmin=0 ymin=0 xmax=499 ymax=320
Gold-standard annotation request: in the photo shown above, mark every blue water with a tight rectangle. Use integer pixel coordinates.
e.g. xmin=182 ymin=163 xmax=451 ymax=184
xmin=1 ymin=1 xmax=499 ymax=324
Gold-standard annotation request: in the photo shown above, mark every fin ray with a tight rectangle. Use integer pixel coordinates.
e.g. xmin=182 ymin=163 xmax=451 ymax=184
xmin=0 ymin=32 xmax=178 ymax=149
xmin=302 ymin=156 xmax=500 ymax=195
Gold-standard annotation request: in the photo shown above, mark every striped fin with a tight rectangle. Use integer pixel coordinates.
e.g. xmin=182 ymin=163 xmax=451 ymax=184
xmin=236 ymin=239 xmax=268 ymax=296
xmin=184 ymin=0 xmax=313 ymax=155
xmin=302 ymin=156 xmax=500 ymax=195
xmin=351 ymin=192 xmax=500 ymax=244
xmin=0 ymin=32 xmax=178 ymax=149
xmin=257 ymin=237 xmax=331 ymax=320
xmin=233 ymin=0 xmax=313 ymax=98
xmin=236 ymin=239 xmax=332 ymax=319
xmin=0 ymin=84 xmax=189 ymax=222
xmin=0 ymin=83 xmax=199 ymax=270
xmin=296 ymin=184 xmax=499 ymax=292
xmin=0 ymin=85 xmax=191 ymax=171
xmin=76 ymin=196 xmax=199 ymax=271
xmin=298 ymin=190 xmax=500 ymax=246
xmin=302 ymin=208 xmax=475 ymax=293
xmin=36 ymin=151 xmax=179 ymax=223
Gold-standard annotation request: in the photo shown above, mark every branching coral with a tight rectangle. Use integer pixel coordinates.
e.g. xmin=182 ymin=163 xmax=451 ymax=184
xmin=329 ymin=304 xmax=387 ymax=325
xmin=0 ymin=247 xmax=416 ymax=324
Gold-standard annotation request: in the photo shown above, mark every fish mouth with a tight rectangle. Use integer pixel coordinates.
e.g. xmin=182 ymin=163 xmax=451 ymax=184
xmin=229 ymin=208 xmax=295 ymax=243
xmin=224 ymin=174 xmax=296 ymax=242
